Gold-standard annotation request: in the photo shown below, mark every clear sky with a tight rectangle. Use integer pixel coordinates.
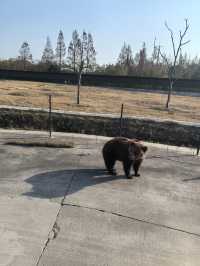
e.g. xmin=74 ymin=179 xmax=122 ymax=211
xmin=0 ymin=0 xmax=199 ymax=64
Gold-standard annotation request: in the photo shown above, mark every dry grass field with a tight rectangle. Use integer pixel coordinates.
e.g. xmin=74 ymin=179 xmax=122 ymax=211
xmin=0 ymin=79 xmax=200 ymax=123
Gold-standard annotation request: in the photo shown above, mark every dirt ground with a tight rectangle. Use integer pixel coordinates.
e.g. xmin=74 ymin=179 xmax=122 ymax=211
xmin=0 ymin=79 xmax=200 ymax=122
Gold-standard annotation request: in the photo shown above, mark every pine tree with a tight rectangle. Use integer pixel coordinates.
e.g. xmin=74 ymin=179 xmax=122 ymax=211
xmin=19 ymin=42 xmax=32 ymax=70
xmin=55 ymin=30 xmax=66 ymax=70
xmin=138 ymin=42 xmax=147 ymax=75
xmin=85 ymin=33 xmax=96 ymax=71
xmin=68 ymin=30 xmax=79 ymax=72
xmin=41 ymin=36 xmax=54 ymax=64
xmin=118 ymin=42 xmax=134 ymax=67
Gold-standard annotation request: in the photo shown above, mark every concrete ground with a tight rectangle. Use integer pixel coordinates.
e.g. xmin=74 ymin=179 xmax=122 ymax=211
xmin=0 ymin=129 xmax=200 ymax=266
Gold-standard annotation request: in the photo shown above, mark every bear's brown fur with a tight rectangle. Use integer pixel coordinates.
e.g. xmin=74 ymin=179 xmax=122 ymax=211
xmin=102 ymin=137 xmax=147 ymax=178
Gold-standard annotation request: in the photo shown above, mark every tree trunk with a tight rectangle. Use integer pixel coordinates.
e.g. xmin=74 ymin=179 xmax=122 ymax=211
xmin=77 ymin=71 xmax=82 ymax=105
xmin=166 ymin=79 xmax=173 ymax=109
xmin=23 ymin=59 xmax=26 ymax=71
xmin=59 ymin=49 xmax=62 ymax=71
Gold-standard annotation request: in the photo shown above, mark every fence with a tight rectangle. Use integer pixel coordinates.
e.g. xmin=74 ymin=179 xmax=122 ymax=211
xmin=0 ymin=76 xmax=200 ymax=153
xmin=0 ymin=100 xmax=200 ymax=152
xmin=1 ymin=69 xmax=200 ymax=92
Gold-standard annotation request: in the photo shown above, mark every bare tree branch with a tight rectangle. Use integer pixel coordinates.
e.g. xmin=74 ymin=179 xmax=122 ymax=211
xmin=159 ymin=49 xmax=170 ymax=66
xmin=165 ymin=21 xmax=176 ymax=58
xmin=181 ymin=40 xmax=191 ymax=46
xmin=164 ymin=19 xmax=190 ymax=69
xmin=173 ymin=19 xmax=190 ymax=66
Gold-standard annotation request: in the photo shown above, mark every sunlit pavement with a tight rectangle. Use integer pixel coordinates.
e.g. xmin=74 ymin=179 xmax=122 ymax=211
xmin=0 ymin=129 xmax=200 ymax=266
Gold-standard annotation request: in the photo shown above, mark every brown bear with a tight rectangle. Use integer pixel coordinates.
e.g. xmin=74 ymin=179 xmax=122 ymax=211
xmin=102 ymin=137 xmax=147 ymax=179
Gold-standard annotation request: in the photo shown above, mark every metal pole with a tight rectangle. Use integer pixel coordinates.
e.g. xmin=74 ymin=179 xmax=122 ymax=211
xmin=197 ymin=146 xmax=200 ymax=156
xmin=196 ymin=136 xmax=200 ymax=156
xmin=49 ymin=95 xmax=52 ymax=138
xmin=119 ymin=103 xmax=124 ymax=136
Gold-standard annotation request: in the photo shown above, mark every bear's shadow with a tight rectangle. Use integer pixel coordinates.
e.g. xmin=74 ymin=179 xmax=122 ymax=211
xmin=23 ymin=168 xmax=125 ymax=199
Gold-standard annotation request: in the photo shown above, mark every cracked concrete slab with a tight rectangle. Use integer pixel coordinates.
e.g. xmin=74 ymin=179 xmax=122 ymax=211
xmin=0 ymin=197 xmax=59 ymax=266
xmin=38 ymin=205 xmax=200 ymax=266
xmin=0 ymin=129 xmax=200 ymax=265
xmin=0 ymin=130 xmax=80 ymax=265
xmin=64 ymin=147 xmax=200 ymax=236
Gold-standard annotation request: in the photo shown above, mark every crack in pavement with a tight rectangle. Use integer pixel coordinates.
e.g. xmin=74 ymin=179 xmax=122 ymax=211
xmin=146 ymin=155 xmax=200 ymax=166
xmin=35 ymin=157 xmax=81 ymax=266
xmin=62 ymin=202 xmax=200 ymax=239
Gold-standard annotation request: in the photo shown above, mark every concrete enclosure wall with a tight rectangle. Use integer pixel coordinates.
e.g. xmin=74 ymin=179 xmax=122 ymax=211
xmin=0 ymin=106 xmax=200 ymax=148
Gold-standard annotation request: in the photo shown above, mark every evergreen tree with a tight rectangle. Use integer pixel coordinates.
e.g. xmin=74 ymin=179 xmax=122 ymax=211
xmin=85 ymin=33 xmax=96 ymax=71
xmin=41 ymin=36 xmax=54 ymax=64
xmin=55 ymin=30 xmax=66 ymax=70
xmin=138 ymin=42 xmax=147 ymax=75
xmin=19 ymin=41 xmax=32 ymax=70
xmin=118 ymin=43 xmax=134 ymax=68
xmin=68 ymin=30 xmax=79 ymax=72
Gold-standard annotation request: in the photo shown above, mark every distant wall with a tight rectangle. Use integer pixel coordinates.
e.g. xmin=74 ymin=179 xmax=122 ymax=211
xmin=1 ymin=69 xmax=200 ymax=92
xmin=0 ymin=106 xmax=200 ymax=148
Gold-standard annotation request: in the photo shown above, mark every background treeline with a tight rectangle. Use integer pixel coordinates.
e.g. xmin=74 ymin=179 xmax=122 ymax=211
xmin=1 ymin=30 xmax=200 ymax=79
xmin=96 ymin=41 xmax=200 ymax=79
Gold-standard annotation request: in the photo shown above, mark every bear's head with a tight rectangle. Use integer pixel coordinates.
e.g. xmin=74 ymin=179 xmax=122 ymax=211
xmin=128 ymin=140 xmax=148 ymax=160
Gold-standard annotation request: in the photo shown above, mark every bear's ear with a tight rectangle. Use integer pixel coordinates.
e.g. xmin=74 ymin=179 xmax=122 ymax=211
xmin=142 ymin=146 xmax=148 ymax=153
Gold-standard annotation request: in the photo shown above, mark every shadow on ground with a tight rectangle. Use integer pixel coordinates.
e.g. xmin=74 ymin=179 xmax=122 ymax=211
xmin=23 ymin=169 xmax=124 ymax=199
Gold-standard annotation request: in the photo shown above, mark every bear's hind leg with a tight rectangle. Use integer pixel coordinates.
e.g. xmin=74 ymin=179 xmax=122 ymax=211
xmin=104 ymin=156 xmax=117 ymax=175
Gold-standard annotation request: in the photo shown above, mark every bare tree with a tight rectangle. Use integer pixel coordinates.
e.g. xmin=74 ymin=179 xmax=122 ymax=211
xmin=151 ymin=38 xmax=161 ymax=65
xmin=67 ymin=30 xmax=96 ymax=104
xmin=19 ymin=42 xmax=32 ymax=70
xmin=159 ymin=19 xmax=190 ymax=109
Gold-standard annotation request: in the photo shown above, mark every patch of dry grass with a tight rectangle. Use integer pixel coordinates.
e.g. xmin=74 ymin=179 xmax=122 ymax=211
xmin=0 ymin=79 xmax=200 ymax=122
xmin=5 ymin=138 xmax=74 ymax=148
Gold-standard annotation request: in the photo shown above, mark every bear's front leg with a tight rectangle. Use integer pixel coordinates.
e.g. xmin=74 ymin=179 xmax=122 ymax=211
xmin=133 ymin=159 xmax=142 ymax=177
xmin=123 ymin=160 xmax=133 ymax=179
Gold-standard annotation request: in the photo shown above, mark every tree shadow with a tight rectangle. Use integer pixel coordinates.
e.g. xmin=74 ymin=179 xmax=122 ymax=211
xmin=23 ymin=168 xmax=124 ymax=199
